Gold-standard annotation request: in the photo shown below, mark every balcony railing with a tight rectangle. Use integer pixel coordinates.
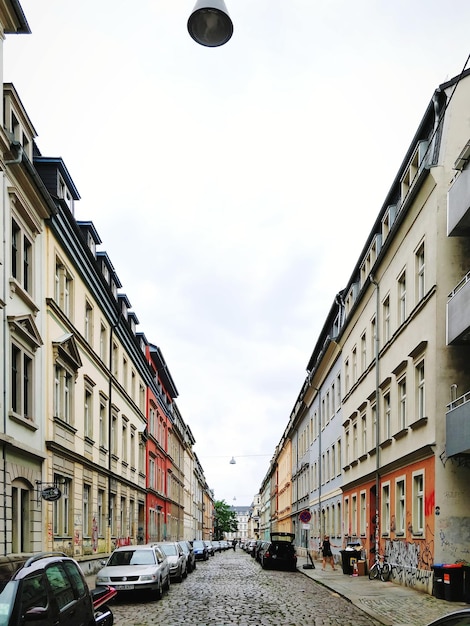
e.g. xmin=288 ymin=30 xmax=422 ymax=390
xmin=447 ymin=272 xmax=470 ymax=344
xmin=446 ymin=392 xmax=470 ymax=457
xmin=448 ymin=165 xmax=470 ymax=236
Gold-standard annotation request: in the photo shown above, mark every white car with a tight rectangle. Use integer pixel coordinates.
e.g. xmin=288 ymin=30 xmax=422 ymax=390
xmin=96 ymin=544 xmax=170 ymax=599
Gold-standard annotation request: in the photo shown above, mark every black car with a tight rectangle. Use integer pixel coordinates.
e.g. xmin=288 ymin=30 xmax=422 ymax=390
xmin=259 ymin=532 xmax=297 ymax=572
xmin=0 ymin=552 xmax=115 ymax=626
xmin=178 ymin=541 xmax=196 ymax=573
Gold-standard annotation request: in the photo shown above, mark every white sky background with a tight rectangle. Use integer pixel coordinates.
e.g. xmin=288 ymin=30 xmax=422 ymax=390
xmin=4 ymin=1 xmax=470 ymax=506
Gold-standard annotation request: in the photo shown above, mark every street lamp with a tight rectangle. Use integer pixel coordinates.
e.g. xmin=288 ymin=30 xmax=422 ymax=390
xmin=188 ymin=0 xmax=233 ymax=47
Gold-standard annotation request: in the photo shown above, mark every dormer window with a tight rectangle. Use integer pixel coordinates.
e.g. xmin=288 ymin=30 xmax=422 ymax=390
xmin=58 ymin=175 xmax=73 ymax=212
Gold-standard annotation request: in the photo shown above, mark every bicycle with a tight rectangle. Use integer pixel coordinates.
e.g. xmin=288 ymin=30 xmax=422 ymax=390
xmin=368 ymin=554 xmax=391 ymax=581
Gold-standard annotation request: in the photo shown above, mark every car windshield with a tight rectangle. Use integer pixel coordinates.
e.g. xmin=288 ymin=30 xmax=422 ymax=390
xmin=108 ymin=549 xmax=155 ymax=566
xmin=193 ymin=541 xmax=204 ymax=548
xmin=160 ymin=544 xmax=177 ymax=556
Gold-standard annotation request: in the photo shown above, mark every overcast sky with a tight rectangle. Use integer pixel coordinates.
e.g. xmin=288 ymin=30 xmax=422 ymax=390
xmin=5 ymin=1 xmax=470 ymax=506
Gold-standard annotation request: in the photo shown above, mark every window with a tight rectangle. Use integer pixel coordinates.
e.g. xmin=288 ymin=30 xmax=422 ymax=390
xmin=412 ymin=472 xmax=424 ymax=534
xmin=98 ymin=490 xmax=105 ymax=536
xmin=398 ymin=377 xmax=407 ymax=430
xmin=130 ymin=427 xmax=136 ymax=469
xmin=360 ymin=492 xmax=366 ymax=536
xmin=149 ymin=458 xmax=156 ymax=490
xmin=383 ymin=296 xmax=390 ymax=343
xmin=416 ymin=360 xmax=425 ymax=420
xmin=54 ymin=364 xmax=73 ymax=424
xmin=122 ymin=418 xmax=128 ymax=463
xmin=398 ymin=270 xmax=406 ymax=324
xmin=99 ymin=397 xmax=107 ymax=448
xmin=11 ymin=217 xmax=33 ymax=295
xmin=83 ymin=484 xmax=90 ymax=536
xmin=84 ymin=301 xmax=93 ymax=344
xmin=352 ymin=347 xmax=357 ymax=384
xmin=351 ymin=495 xmax=357 ymax=536
xmin=371 ymin=404 xmax=377 ymax=448
xmin=100 ymin=323 xmax=107 ymax=361
xmin=11 ymin=343 xmax=33 ymax=421
xmin=53 ymin=475 xmax=71 ymax=536
xmin=370 ymin=316 xmax=377 ymax=362
xmin=395 ymin=478 xmax=405 ymax=535
xmin=383 ymin=391 xmax=391 ymax=440
xmin=84 ymin=386 xmax=93 ymax=439
xmin=112 ymin=342 xmax=119 ymax=377
xmin=352 ymin=421 xmax=358 ymax=459
xmin=122 ymin=357 xmax=128 ymax=388
xmin=344 ymin=498 xmax=350 ymax=536
xmin=345 ymin=359 xmax=350 ymax=393
xmin=12 ymin=479 xmax=31 ymax=552
xmin=361 ymin=332 xmax=367 ymax=372
xmin=382 ymin=483 xmax=390 ymax=534
xmin=416 ymin=242 xmax=425 ymax=301
xmin=361 ymin=412 xmax=367 ymax=455
xmin=111 ymin=413 xmax=118 ymax=456
xmin=55 ymin=258 xmax=73 ymax=318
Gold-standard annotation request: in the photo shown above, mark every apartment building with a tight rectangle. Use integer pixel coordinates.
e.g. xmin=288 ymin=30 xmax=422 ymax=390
xmin=262 ymin=68 xmax=470 ymax=595
xmin=0 ymin=0 xmax=214 ymax=562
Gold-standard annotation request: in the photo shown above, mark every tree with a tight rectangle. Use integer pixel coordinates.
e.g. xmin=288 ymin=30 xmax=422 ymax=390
xmin=213 ymin=500 xmax=238 ymax=540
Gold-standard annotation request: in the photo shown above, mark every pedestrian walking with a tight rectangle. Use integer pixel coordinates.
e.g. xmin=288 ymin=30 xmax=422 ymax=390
xmin=320 ymin=535 xmax=337 ymax=571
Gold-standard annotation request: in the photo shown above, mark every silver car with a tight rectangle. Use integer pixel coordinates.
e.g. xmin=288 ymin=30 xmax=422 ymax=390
xmin=157 ymin=541 xmax=187 ymax=582
xmin=96 ymin=543 xmax=170 ymax=599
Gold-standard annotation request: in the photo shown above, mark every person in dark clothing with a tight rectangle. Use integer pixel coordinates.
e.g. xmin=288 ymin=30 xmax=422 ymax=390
xmin=320 ymin=535 xmax=337 ymax=571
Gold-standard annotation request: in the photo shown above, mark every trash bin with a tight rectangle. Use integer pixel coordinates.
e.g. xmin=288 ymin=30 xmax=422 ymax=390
xmin=463 ymin=565 xmax=470 ymax=603
xmin=340 ymin=548 xmax=362 ymax=575
xmin=432 ymin=564 xmax=445 ymax=599
xmin=443 ymin=564 xmax=464 ymax=602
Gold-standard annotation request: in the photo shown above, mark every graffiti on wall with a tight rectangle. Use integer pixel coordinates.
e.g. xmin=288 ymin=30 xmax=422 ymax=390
xmin=384 ymin=529 xmax=434 ymax=589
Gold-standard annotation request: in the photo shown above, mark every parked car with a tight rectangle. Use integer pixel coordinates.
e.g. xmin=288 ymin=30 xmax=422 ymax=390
xmin=192 ymin=540 xmax=209 ymax=561
xmin=204 ymin=540 xmax=215 ymax=557
xmin=254 ymin=540 xmax=269 ymax=562
xmin=259 ymin=532 xmax=297 ymax=571
xmin=96 ymin=543 xmax=170 ymax=599
xmin=245 ymin=540 xmax=257 ymax=556
xmin=157 ymin=542 xmax=187 ymax=582
xmin=211 ymin=540 xmax=221 ymax=553
xmin=178 ymin=540 xmax=196 ymax=573
xmin=0 ymin=552 xmax=115 ymax=626
xmin=425 ymin=610 xmax=470 ymax=625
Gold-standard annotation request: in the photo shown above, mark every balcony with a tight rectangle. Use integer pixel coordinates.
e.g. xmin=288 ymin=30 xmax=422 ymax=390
xmin=448 ymin=163 xmax=470 ymax=236
xmin=447 ymin=273 xmax=470 ymax=344
xmin=446 ymin=392 xmax=470 ymax=457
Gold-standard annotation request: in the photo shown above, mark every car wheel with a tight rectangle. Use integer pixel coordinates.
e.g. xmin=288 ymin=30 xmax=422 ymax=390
xmin=164 ymin=573 xmax=171 ymax=592
xmin=183 ymin=564 xmax=188 ymax=578
xmin=176 ymin=565 xmax=183 ymax=583
xmin=155 ymin=576 xmax=163 ymax=600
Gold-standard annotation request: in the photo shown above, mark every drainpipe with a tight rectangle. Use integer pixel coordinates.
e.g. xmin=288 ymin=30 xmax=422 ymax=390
xmin=2 ymin=170 xmax=8 ymax=556
xmin=318 ymin=388 xmax=322 ymax=539
xmin=370 ymin=274 xmax=380 ymax=559
xmin=107 ymin=317 xmax=119 ymax=553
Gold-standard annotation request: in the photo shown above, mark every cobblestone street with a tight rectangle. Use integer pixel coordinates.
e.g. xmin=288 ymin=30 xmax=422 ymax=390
xmin=107 ymin=549 xmax=380 ymax=626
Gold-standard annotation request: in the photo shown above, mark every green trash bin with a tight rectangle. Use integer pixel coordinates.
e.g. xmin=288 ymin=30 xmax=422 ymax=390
xmin=443 ymin=563 xmax=464 ymax=602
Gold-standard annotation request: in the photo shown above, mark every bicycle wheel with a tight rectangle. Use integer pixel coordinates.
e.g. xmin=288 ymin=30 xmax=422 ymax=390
xmin=380 ymin=562 xmax=391 ymax=581
xmin=368 ymin=563 xmax=379 ymax=580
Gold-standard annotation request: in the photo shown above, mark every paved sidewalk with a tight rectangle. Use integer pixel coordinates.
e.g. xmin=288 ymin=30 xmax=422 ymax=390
xmin=296 ymin=556 xmax=468 ymax=626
